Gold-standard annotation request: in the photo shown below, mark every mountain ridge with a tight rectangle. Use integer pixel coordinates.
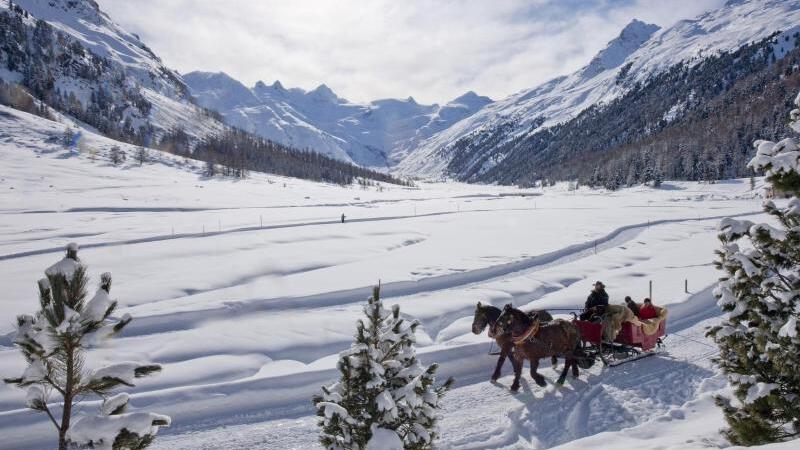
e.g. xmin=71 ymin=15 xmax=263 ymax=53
xmin=396 ymin=0 xmax=800 ymax=180
xmin=184 ymin=70 xmax=492 ymax=167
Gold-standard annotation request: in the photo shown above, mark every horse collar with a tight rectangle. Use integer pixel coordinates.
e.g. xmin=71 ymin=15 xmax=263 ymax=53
xmin=513 ymin=319 xmax=541 ymax=345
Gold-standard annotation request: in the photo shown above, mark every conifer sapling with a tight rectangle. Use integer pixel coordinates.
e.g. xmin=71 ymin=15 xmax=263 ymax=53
xmin=4 ymin=243 xmax=170 ymax=450
xmin=313 ymin=285 xmax=453 ymax=450
xmin=709 ymin=91 xmax=800 ymax=445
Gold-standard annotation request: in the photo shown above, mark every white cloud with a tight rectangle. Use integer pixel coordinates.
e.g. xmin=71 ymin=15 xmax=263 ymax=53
xmin=97 ymin=0 xmax=724 ymax=104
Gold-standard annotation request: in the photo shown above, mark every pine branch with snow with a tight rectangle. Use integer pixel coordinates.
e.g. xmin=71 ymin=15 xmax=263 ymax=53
xmin=3 ymin=243 xmax=169 ymax=450
xmin=709 ymin=91 xmax=800 ymax=445
xmin=313 ymin=285 xmax=452 ymax=450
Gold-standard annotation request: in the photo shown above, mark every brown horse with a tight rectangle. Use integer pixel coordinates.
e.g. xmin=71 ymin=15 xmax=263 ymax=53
xmin=495 ymin=304 xmax=582 ymax=392
xmin=472 ymin=302 xmax=555 ymax=382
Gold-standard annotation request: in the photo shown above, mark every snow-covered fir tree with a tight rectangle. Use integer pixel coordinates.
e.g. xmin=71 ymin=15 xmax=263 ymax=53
xmin=313 ymin=286 xmax=453 ymax=450
xmin=709 ymin=91 xmax=800 ymax=445
xmin=3 ymin=243 xmax=170 ymax=450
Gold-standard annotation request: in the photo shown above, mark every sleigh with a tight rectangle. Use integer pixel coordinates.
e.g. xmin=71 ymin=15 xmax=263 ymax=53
xmin=572 ymin=314 xmax=666 ymax=367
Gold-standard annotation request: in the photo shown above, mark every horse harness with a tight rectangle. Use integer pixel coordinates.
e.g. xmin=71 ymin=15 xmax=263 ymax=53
xmin=512 ymin=319 xmax=541 ymax=346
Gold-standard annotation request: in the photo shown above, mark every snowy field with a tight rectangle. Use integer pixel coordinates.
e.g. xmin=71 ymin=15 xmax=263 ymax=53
xmin=0 ymin=106 xmax=775 ymax=449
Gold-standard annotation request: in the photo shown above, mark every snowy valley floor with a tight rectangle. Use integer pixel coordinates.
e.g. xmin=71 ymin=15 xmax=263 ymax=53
xmin=0 ymin=106 xmax=781 ymax=449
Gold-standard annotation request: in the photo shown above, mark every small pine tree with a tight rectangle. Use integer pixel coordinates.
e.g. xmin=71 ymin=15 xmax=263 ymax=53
xmin=205 ymin=160 xmax=216 ymax=178
xmin=652 ymin=168 xmax=663 ymax=188
xmin=313 ymin=286 xmax=452 ymax=450
xmin=709 ymin=91 xmax=800 ymax=445
xmin=4 ymin=243 xmax=170 ymax=450
xmin=110 ymin=146 xmax=126 ymax=166
xmin=135 ymin=146 xmax=148 ymax=166
xmin=62 ymin=127 xmax=75 ymax=148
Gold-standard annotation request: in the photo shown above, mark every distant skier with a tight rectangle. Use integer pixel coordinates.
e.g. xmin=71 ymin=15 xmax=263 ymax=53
xmin=341 ymin=213 xmax=346 ymax=223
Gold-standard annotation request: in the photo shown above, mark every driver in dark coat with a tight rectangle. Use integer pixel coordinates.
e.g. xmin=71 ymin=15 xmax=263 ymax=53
xmin=585 ymin=281 xmax=609 ymax=309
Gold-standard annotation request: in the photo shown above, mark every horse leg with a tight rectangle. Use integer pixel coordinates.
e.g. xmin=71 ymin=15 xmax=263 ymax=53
xmin=492 ymin=343 xmax=509 ymax=381
xmin=510 ymin=352 xmax=523 ymax=392
xmin=571 ymin=341 xmax=581 ymax=378
xmin=557 ymin=358 xmax=572 ymax=385
xmin=551 ymin=355 xmax=558 ymax=369
xmin=530 ymin=358 xmax=546 ymax=387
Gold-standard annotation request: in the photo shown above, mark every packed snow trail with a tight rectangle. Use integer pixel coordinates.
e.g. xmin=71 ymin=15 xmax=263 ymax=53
xmin=116 ymin=210 xmax=760 ymax=338
xmin=0 ymin=207 xmax=531 ymax=261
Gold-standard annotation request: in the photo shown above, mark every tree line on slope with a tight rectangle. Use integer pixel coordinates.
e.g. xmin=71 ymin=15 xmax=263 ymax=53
xmin=449 ymin=33 xmax=800 ymax=189
xmin=156 ymin=127 xmax=415 ymax=186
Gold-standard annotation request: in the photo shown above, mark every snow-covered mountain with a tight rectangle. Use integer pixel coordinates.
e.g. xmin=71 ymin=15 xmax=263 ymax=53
xmin=0 ymin=0 xmax=224 ymax=144
xmin=184 ymin=71 xmax=492 ymax=167
xmin=397 ymin=0 xmax=800 ymax=179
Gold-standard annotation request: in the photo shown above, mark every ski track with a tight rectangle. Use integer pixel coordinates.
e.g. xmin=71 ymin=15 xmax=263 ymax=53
xmin=0 ymin=207 xmax=540 ymax=261
xmin=115 ymin=210 xmax=760 ymax=338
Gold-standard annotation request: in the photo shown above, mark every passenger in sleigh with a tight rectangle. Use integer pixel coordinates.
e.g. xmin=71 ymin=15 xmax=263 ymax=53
xmin=636 ymin=298 xmax=667 ymax=335
xmin=579 ymin=281 xmax=609 ymax=321
xmin=638 ymin=298 xmax=658 ymax=320
xmin=624 ymin=296 xmax=640 ymax=317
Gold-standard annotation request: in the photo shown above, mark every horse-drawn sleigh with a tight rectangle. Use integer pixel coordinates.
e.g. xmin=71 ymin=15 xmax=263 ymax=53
xmin=473 ymin=301 xmax=667 ymax=392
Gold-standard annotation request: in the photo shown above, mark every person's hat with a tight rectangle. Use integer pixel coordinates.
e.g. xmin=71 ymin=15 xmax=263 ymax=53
xmin=594 ymin=281 xmax=605 ymax=287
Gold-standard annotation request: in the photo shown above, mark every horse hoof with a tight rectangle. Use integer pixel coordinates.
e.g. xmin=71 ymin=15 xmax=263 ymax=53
xmin=510 ymin=384 xmax=520 ymax=393
xmin=556 ymin=378 xmax=566 ymax=386
xmin=491 ymin=376 xmax=499 ymax=382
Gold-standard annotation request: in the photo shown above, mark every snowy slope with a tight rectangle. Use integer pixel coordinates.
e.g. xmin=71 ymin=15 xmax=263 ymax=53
xmin=185 ymin=71 xmax=492 ymax=167
xmin=0 ymin=0 xmax=225 ymax=140
xmin=397 ymin=0 xmax=800 ymax=178
xmin=0 ymin=104 xmax=781 ymax=450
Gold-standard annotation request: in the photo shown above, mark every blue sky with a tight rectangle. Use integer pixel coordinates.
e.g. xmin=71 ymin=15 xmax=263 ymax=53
xmin=98 ymin=0 xmax=725 ymax=104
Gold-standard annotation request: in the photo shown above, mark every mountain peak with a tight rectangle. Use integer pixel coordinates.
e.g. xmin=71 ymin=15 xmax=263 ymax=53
xmin=620 ymin=19 xmax=660 ymax=38
xmin=450 ymin=90 xmax=492 ymax=106
xmin=582 ymin=19 xmax=660 ymax=78
xmin=183 ymin=71 xmax=241 ymax=88
xmin=308 ymin=83 xmax=339 ymax=102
